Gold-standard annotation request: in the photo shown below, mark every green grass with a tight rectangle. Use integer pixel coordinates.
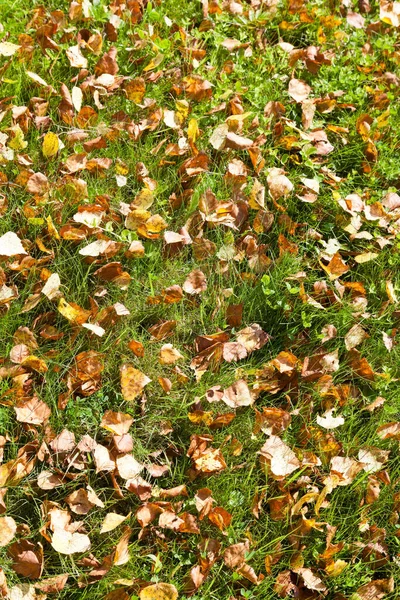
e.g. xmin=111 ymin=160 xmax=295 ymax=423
xmin=0 ymin=0 xmax=400 ymax=598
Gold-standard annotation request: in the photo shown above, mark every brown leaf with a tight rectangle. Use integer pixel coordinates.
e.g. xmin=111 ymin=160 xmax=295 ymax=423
xmin=348 ymin=350 xmax=375 ymax=380
xmin=95 ymin=47 xmax=119 ymax=76
xmin=208 ymin=506 xmax=232 ymax=531
xmin=26 ymin=172 xmax=49 ymax=196
xmin=254 ymin=407 xmax=291 ymax=435
xmin=354 ymin=577 xmax=394 ymax=600
xmin=34 ymin=574 xmax=69 ymax=593
xmin=148 ymin=320 xmax=177 ymax=340
xmin=321 ymin=252 xmax=350 ymax=280
xmin=128 ymin=339 xmax=145 ymax=357
xmin=114 ymin=526 xmax=132 ymax=566
xmin=182 ymin=75 xmax=212 ymax=101
xmin=65 ymin=487 xmax=104 ymax=515
xmin=8 ymin=540 xmax=43 ymax=578
xmin=224 ymin=540 xmax=249 ymax=569
xmin=183 ymin=269 xmax=207 ymax=295
xmin=124 ymin=78 xmax=146 ymax=103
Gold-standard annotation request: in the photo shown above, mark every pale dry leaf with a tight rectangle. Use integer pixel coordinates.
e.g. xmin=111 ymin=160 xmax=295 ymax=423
xmin=0 ymin=232 xmax=27 ymax=257
xmin=316 ymin=409 xmax=345 ymax=430
xmin=79 ymin=240 xmax=114 ymax=257
xmin=222 ymin=379 xmax=254 ymax=408
xmin=113 ymin=526 xmax=132 ymax=566
xmin=259 ymin=435 xmax=300 ymax=478
xmin=41 ymin=273 xmax=61 ymax=300
xmin=93 ymin=444 xmax=115 ymax=473
xmin=0 ymin=42 xmax=20 ymax=56
xmin=116 ymin=454 xmax=143 ymax=479
xmin=51 ymin=530 xmax=91 ymax=555
xmin=7 ymin=584 xmax=36 ymax=600
xmin=66 ymin=45 xmax=88 ymax=68
xmin=288 ymin=78 xmax=311 ymax=102
xmin=14 ymin=396 xmax=51 ymax=425
xmin=236 ymin=323 xmax=270 ymax=353
xmin=37 ymin=470 xmax=64 ymax=490
xmin=345 ymin=324 xmax=368 ymax=350
xmin=223 ymin=342 xmax=247 ymax=362
xmin=72 ymin=86 xmax=83 ymax=112
xmin=82 ymin=323 xmax=106 ymax=337
xmin=100 ymin=512 xmax=129 ymax=534
xmin=0 ymin=516 xmax=17 ymax=547
xmin=266 ymin=168 xmax=293 ymax=200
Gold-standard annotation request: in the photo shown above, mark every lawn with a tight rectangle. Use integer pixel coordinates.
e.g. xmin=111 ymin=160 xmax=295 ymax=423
xmin=0 ymin=0 xmax=400 ymax=598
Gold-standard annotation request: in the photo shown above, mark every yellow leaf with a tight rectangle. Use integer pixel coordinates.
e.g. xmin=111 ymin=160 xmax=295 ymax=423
xmin=187 ymin=118 xmax=199 ymax=144
xmin=120 ymin=364 xmax=151 ymax=401
xmin=143 ymin=53 xmax=164 ymax=72
xmin=354 ymin=252 xmax=378 ymax=264
xmin=57 ymin=297 xmax=90 ymax=324
xmin=46 ymin=215 xmax=60 ymax=240
xmin=124 ymin=78 xmax=146 ymax=103
xmin=42 ymin=132 xmax=59 ymax=158
xmin=8 ymin=125 xmax=27 ymax=151
xmin=139 ymin=583 xmax=178 ymax=600
xmin=131 ymin=188 xmax=154 ymax=210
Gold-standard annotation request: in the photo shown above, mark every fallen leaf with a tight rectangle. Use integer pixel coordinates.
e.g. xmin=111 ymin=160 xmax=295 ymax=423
xmin=34 ymin=574 xmax=69 ymax=593
xmin=288 ymin=78 xmax=311 ymax=102
xmin=42 ymin=132 xmax=59 ymax=158
xmin=183 ymin=269 xmax=207 ymax=295
xmin=159 ymin=344 xmax=184 ymax=365
xmin=100 ymin=512 xmax=129 ymax=534
xmin=14 ymin=396 xmax=51 ymax=425
xmin=139 ymin=582 xmax=178 ymax=600
xmin=120 ymin=364 xmax=151 ymax=401
xmin=0 ymin=516 xmax=17 ymax=547
xmin=0 ymin=232 xmax=27 ymax=257
xmin=51 ymin=530 xmax=91 ymax=555
xmin=222 ymin=379 xmax=254 ymax=408
xmin=259 ymin=435 xmax=300 ymax=479
xmin=100 ymin=411 xmax=133 ymax=435
xmin=0 ymin=42 xmax=20 ymax=56
xmin=8 ymin=540 xmax=43 ymax=578
xmin=114 ymin=526 xmax=132 ymax=566
xmin=316 ymin=409 xmax=345 ymax=430
xmin=266 ymin=168 xmax=293 ymax=200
